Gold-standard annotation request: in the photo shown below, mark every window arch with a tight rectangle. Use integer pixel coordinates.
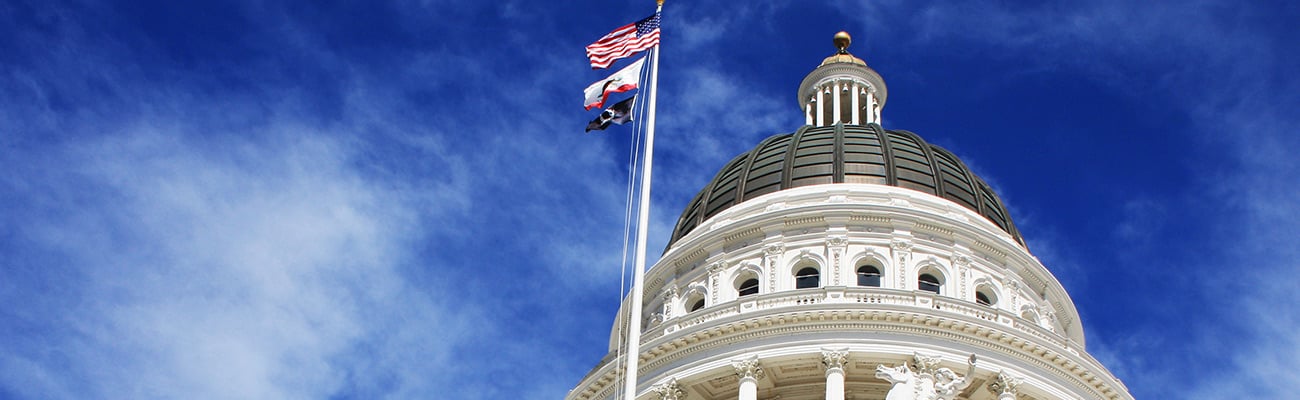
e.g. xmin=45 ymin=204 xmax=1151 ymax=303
xmin=681 ymin=284 xmax=707 ymax=314
xmin=795 ymin=267 xmax=820 ymax=289
xmin=918 ymin=273 xmax=943 ymax=294
xmin=736 ymin=277 xmax=759 ymax=297
xmin=975 ymin=285 xmax=998 ymax=307
xmin=856 ymin=264 xmax=882 ymax=287
xmin=688 ymin=298 xmax=706 ymax=312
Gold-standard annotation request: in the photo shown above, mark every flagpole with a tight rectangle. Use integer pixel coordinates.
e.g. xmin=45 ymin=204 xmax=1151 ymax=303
xmin=622 ymin=1 xmax=663 ymax=399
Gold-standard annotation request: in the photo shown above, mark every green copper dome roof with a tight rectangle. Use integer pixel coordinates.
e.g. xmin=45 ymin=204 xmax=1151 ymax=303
xmin=667 ymin=123 xmax=1025 ymax=248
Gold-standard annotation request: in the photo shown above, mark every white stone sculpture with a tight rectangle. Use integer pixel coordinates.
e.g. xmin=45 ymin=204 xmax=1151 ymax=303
xmin=875 ymin=353 xmax=976 ymax=400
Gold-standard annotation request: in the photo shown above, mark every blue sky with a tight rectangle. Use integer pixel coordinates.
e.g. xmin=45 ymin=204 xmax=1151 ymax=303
xmin=2 ymin=1 xmax=1297 ymax=399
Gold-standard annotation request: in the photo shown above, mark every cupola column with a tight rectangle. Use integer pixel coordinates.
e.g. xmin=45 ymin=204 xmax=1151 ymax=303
xmin=851 ymin=82 xmax=861 ymax=124
xmin=732 ymin=356 xmax=764 ymax=400
xmin=832 ymin=81 xmax=842 ymax=123
xmin=821 ymin=348 xmax=849 ymax=400
xmin=797 ymin=32 xmax=888 ymax=128
xmin=816 ymin=88 xmax=825 ymax=126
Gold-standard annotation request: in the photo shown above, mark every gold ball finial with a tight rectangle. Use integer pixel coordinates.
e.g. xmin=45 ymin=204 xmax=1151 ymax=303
xmin=833 ymin=31 xmax=851 ymax=54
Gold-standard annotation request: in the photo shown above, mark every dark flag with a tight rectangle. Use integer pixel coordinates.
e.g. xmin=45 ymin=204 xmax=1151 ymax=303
xmin=586 ymin=96 xmax=636 ymax=132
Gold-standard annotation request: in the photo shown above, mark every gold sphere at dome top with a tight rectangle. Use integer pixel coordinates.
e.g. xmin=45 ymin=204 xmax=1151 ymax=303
xmin=834 ymin=31 xmax=851 ymax=53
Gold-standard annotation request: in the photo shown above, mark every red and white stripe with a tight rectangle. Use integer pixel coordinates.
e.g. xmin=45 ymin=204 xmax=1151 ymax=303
xmin=586 ymin=26 xmax=659 ymax=69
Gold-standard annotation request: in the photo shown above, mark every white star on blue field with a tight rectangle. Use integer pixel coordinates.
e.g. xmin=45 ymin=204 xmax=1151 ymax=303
xmin=2 ymin=1 xmax=1297 ymax=399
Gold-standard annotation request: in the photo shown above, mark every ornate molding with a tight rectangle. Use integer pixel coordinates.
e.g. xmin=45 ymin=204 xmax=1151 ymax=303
xmin=826 ymin=236 xmax=848 ymax=286
xmin=707 ymin=262 xmax=724 ymax=304
xmin=826 ymin=235 xmax=848 ymax=248
xmin=821 ymin=348 xmax=849 ymax=371
xmin=891 ymin=239 xmax=912 ymax=289
xmin=988 ymin=370 xmax=1023 ymax=399
xmin=662 ymin=286 xmax=678 ymax=300
xmin=732 ymin=356 xmax=765 ymax=381
xmin=764 ymin=244 xmax=784 ymax=293
xmin=912 ymin=351 xmax=941 ymax=375
xmin=652 ymin=377 xmax=686 ymax=400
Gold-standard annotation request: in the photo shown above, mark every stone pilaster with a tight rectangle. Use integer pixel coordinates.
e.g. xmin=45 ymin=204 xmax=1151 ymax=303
xmin=763 ymin=244 xmax=784 ymax=293
xmin=890 ymin=239 xmax=912 ymax=289
xmin=826 ymin=236 xmax=848 ymax=286
xmin=707 ymin=262 xmax=724 ymax=304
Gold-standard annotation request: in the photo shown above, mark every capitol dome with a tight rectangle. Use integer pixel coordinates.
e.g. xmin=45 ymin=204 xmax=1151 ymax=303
xmin=569 ymin=31 xmax=1132 ymax=400
xmin=668 ymin=124 xmax=1025 ymax=249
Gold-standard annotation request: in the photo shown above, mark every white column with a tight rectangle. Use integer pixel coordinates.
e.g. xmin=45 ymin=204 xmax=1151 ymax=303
xmin=816 ymin=86 xmax=825 ymax=126
xmin=832 ymin=81 xmax=842 ymax=123
xmin=806 ymin=101 xmax=813 ymax=125
xmin=732 ymin=356 xmax=764 ymax=400
xmin=850 ymin=83 xmax=860 ymax=125
xmin=822 ymin=348 xmax=849 ymax=400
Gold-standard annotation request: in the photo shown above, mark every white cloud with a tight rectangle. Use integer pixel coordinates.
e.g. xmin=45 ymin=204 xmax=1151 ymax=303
xmin=0 ymin=123 xmax=468 ymax=398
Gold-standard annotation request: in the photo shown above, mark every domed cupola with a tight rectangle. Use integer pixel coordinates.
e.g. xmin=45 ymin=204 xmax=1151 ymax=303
xmin=668 ymin=33 xmax=1024 ymax=249
xmin=798 ymin=32 xmax=887 ymax=126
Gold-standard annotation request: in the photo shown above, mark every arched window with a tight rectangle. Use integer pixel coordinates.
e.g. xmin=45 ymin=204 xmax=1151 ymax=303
xmin=684 ymin=292 xmax=706 ymax=313
xmin=795 ymin=267 xmax=820 ymax=289
xmin=918 ymin=273 xmax=942 ymax=294
xmin=974 ymin=284 xmax=997 ymax=306
xmin=737 ymin=278 xmax=759 ymax=297
xmin=857 ymin=265 xmax=881 ymax=287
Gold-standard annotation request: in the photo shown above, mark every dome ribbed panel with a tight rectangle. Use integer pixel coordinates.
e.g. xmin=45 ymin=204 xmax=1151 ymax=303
xmin=702 ymin=155 xmax=748 ymax=221
xmin=788 ymin=128 xmax=837 ymax=187
xmin=741 ymin=135 xmax=793 ymax=200
xmin=885 ymin=131 xmax=938 ymax=194
xmin=667 ymin=124 xmax=1026 ymax=249
xmin=841 ymin=125 xmax=888 ymax=185
xmin=930 ymin=147 xmax=980 ymax=212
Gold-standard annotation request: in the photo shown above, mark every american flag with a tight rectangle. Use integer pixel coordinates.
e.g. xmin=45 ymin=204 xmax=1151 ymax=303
xmin=586 ymin=12 xmax=661 ymax=69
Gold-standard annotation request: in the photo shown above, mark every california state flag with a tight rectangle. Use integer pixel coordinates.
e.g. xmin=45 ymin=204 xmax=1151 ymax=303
xmin=583 ymin=57 xmax=645 ymax=110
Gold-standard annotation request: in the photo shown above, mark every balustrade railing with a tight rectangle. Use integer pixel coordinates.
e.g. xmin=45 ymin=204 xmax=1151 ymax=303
xmin=642 ymin=286 xmax=1071 ymax=351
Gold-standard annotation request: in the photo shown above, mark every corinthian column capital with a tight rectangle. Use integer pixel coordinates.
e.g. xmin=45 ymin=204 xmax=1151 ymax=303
xmin=821 ymin=348 xmax=850 ymax=371
xmin=987 ymin=370 xmax=1022 ymax=399
xmin=652 ymin=377 xmax=686 ymax=400
xmin=732 ymin=356 xmax=765 ymax=381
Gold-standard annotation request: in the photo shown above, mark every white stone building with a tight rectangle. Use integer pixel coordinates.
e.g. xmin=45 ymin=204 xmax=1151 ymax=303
xmin=568 ymin=32 xmax=1133 ymax=400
